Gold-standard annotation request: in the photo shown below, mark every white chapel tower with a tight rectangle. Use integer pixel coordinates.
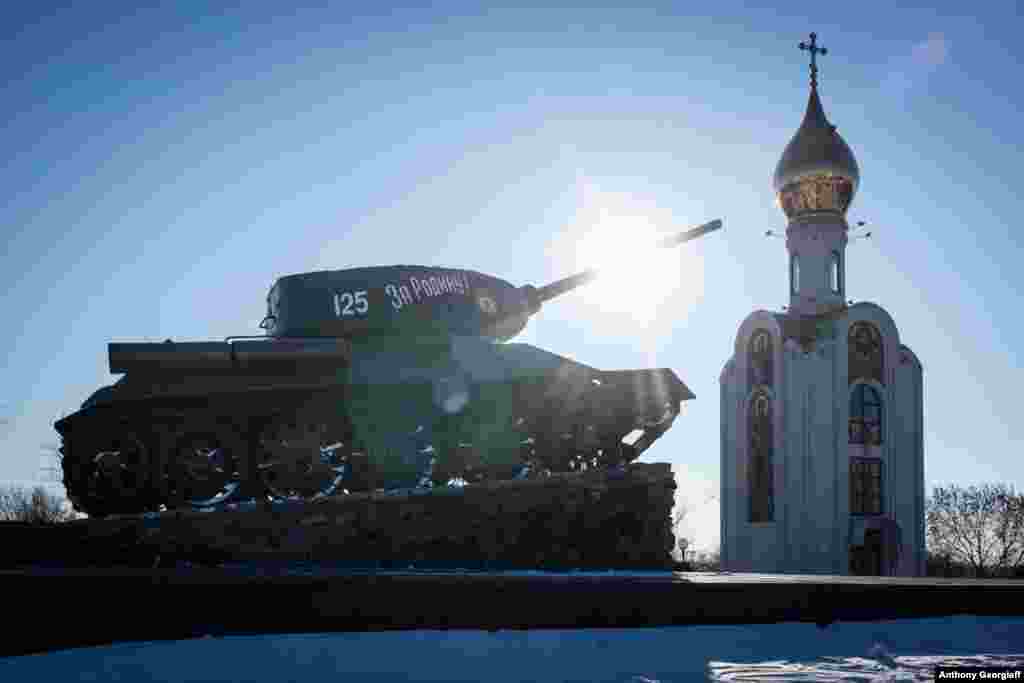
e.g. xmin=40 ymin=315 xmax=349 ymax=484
xmin=719 ymin=34 xmax=925 ymax=576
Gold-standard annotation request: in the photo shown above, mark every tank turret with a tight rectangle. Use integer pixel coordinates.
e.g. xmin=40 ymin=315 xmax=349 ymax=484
xmin=260 ymin=218 xmax=722 ymax=342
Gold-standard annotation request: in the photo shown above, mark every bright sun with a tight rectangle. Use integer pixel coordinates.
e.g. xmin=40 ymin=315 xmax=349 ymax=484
xmin=568 ymin=191 xmax=704 ymax=329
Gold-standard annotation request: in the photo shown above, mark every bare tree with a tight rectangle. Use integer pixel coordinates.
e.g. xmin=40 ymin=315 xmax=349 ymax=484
xmin=0 ymin=484 xmax=76 ymax=523
xmin=689 ymin=545 xmax=721 ymax=572
xmin=926 ymin=483 xmax=1024 ymax=578
xmin=38 ymin=441 xmax=63 ymax=484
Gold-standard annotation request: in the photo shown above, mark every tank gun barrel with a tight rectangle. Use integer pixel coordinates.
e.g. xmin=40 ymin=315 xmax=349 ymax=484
xmin=533 ymin=219 xmax=722 ymax=304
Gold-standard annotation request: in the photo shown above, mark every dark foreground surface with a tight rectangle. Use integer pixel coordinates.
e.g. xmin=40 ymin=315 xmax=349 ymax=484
xmin=3 ymin=613 xmax=1023 ymax=682
xmin=4 ymin=566 xmax=1024 ymax=658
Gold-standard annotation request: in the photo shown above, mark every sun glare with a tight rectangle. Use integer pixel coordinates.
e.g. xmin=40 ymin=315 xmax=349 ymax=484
xmin=568 ymin=191 xmax=704 ymax=329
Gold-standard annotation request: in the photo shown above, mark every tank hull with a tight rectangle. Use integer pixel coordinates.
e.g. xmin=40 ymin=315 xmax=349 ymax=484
xmin=56 ymin=337 xmax=693 ymax=517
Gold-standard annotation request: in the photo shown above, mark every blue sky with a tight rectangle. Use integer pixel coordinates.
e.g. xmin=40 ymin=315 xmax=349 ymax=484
xmin=2 ymin=3 xmax=1022 ymax=549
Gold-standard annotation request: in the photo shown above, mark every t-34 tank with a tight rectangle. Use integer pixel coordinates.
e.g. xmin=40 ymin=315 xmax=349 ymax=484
xmin=55 ymin=220 xmax=721 ymax=517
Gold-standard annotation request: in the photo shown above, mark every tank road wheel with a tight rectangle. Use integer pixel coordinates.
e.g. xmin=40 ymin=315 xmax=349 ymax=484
xmin=257 ymin=419 xmax=349 ymax=501
xmin=528 ymin=433 xmax=565 ymax=474
xmin=163 ymin=423 xmax=248 ymax=509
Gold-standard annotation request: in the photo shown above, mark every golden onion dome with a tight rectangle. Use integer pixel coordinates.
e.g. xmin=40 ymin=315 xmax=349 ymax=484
xmin=773 ymin=79 xmax=860 ymax=219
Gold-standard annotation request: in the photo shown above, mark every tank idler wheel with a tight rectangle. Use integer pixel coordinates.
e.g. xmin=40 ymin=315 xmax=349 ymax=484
xmin=163 ymin=422 xmax=248 ymax=509
xmin=257 ymin=419 xmax=348 ymax=501
xmin=59 ymin=434 xmax=108 ymax=516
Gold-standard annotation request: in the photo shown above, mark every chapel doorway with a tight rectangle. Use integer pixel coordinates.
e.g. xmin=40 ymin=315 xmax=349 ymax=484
xmin=849 ymin=529 xmax=883 ymax=576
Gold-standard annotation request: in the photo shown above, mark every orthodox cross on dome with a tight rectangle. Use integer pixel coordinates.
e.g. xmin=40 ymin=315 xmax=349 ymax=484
xmin=799 ymin=32 xmax=827 ymax=90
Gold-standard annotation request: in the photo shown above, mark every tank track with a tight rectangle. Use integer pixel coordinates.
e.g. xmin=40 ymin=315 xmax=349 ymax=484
xmin=56 ymin=372 xmax=682 ymax=518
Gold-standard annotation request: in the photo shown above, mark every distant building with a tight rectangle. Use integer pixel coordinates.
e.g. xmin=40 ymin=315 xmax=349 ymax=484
xmin=719 ymin=34 xmax=924 ymax=576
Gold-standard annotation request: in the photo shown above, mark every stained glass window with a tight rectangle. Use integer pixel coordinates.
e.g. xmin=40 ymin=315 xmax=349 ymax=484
xmin=848 ymin=322 xmax=883 ymax=384
xmin=748 ymin=331 xmax=773 ymax=388
xmin=850 ymin=459 xmax=883 ymax=515
xmin=849 ymin=383 xmax=883 ymax=445
xmin=749 ymin=393 xmax=773 ymax=522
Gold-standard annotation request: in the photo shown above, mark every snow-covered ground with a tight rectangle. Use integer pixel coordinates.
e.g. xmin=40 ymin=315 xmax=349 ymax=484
xmin=2 ymin=616 xmax=1022 ymax=681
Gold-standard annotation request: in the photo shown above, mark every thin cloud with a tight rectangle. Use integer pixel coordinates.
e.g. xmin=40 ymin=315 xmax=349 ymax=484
xmin=882 ymin=33 xmax=949 ymax=97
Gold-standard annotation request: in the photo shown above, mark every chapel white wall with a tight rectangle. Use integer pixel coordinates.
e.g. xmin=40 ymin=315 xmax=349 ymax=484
xmin=720 ymin=303 xmax=924 ymax=576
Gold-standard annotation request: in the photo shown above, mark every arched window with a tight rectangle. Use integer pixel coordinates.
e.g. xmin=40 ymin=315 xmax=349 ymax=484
xmin=747 ymin=330 xmax=773 ymax=388
xmin=849 ymin=383 xmax=883 ymax=445
xmin=749 ymin=393 xmax=774 ymax=522
xmin=830 ymin=251 xmax=842 ymax=294
xmin=848 ymin=322 xmax=884 ymax=384
xmin=790 ymin=254 xmax=801 ymax=295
